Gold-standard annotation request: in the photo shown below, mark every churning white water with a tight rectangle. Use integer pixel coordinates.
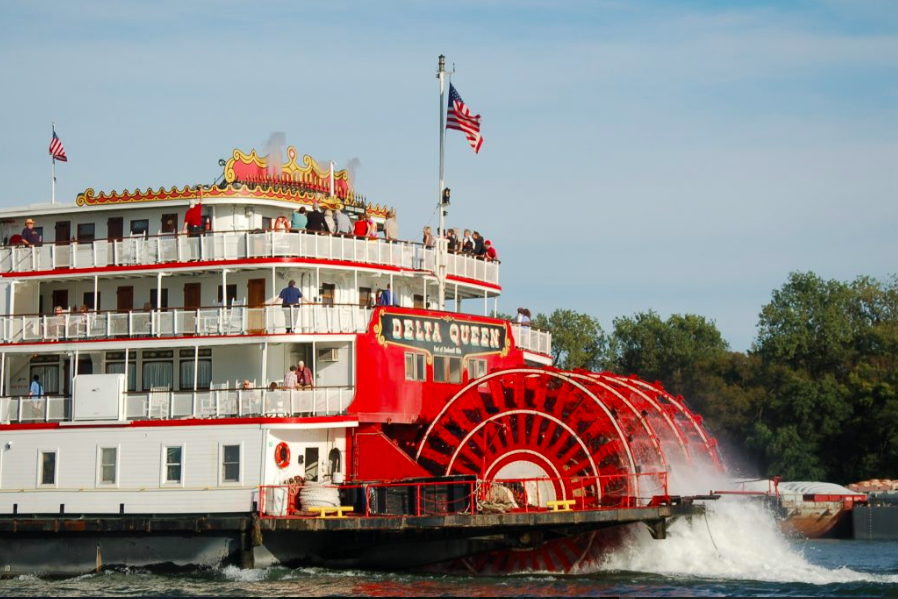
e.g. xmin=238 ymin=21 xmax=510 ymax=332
xmin=595 ymin=467 xmax=898 ymax=585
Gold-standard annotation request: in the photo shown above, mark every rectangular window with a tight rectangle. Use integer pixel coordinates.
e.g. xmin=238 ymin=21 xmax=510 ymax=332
xmin=143 ymin=351 xmax=174 ymax=391
xmin=106 ymin=359 xmax=137 ymax=392
xmin=359 ymin=287 xmax=373 ymax=307
xmin=100 ymin=447 xmax=117 ymax=484
xmin=165 ymin=446 xmax=182 ymax=483
xmin=30 ymin=364 xmax=60 ymax=395
xmin=261 ymin=216 xmax=271 ymax=231
xmin=216 ymin=284 xmax=238 ymax=307
xmin=179 ymin=359 xmax=212 ymax=390
xmin=77 ymin=223 xmax=96 ymax=243
xmin=130 ymin=219 xmax=149 ymax=237
xmin=467 ymin=358 xmax=487 ymax=381
xmin=319 ymin=283 xmax=336 ymax=306
xmin=83 ymin=291 xmax=101 ymax=311
xmin=405 ymin=352 xmax=426 ymax=381
xmin=149 ymin=289 xmax=169 ymax=310
xmin=434 ymin=356 xmax=463 ymax=384
xmin=222 ymin=445 xmax=240 ymax=483
xmin=40 ymin=451 xmax=56 ymax=485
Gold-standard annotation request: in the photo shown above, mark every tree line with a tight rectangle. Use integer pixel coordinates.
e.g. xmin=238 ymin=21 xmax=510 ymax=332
xmin=511 ymin=272 xmax=898 ymax=483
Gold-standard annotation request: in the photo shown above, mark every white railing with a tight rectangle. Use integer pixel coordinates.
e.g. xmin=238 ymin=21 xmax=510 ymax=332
xmin=0 ymin=386 xmax=354 ymax=424
xmin=0 ymin=305 xmax=372 ymax=344
xmin=510 ymin=324 xmax=552 ymax=356
xmin=0 ymin=231 xmax=500 ymax=286
xmin=0 ymin=395 xmax=70 ymax=423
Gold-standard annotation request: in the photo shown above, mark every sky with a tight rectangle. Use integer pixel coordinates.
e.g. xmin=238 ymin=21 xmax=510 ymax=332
xmin=0 ymin=0 xmax=895 ymax=351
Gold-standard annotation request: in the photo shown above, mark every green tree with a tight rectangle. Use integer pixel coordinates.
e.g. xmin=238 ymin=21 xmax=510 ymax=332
xmin=536 ymin=309 xmax=607 ymax=371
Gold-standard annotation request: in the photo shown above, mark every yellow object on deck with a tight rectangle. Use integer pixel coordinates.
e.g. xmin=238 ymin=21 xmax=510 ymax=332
xmin=309 ymin=506 xmax=354 ymax=519
xmin=547 ymin=499 xmax=576 ymax=512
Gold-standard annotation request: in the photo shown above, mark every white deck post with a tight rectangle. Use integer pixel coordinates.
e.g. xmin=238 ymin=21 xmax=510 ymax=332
xmin=484 ymin=290 xmax=488 ymax=316
xmin=261 ymin=342 xmax=268 ymax=397
xmin=192 ymin=344 xmax=199 ymax=417
xmin=455 ymin=284 xmax=459 ymax=313
xmin=221 ymin=268 xmax=228 ymax=312
xmin=92 ymin=275 xmax=98 ymax=311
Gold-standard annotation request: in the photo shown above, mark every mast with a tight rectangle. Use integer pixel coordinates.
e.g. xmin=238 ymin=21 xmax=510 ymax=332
xmin=51 ymin=123 xmax=57 ymax=205
xmin=436 ymin=55 xmax=447 ymax=310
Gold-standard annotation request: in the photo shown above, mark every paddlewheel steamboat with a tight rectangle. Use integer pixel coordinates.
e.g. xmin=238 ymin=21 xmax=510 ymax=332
xmin=0 ymin=145 xmax=722 ymax=575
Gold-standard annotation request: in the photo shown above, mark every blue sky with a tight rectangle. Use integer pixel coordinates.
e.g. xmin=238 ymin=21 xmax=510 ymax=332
xmin=1 ymin=0 xmax=895 ymax=350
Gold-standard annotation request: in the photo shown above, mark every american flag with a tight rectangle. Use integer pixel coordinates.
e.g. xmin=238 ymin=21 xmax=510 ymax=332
xmin=49 ymin=130 xmax=67 ymax=162
xmin=446 ymin=83 xmax=483 ymax=154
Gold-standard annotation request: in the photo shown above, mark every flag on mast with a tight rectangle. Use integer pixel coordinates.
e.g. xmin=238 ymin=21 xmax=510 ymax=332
xmin=446 ymin=83 xmax=483 ymax=154
xmin=49 ymin=128 xmax=68 ymax=162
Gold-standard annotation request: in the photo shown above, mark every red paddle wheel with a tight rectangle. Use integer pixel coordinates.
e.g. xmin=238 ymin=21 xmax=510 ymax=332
xmin=416 ymin=369 xmax=638 ymax=509
xmin=408 ymin=367 xmax=723 ymax=574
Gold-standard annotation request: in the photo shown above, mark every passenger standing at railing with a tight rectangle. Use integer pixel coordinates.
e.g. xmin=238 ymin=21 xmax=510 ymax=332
xmin=352 ymin=216 xmax=368 ymax=237
xmin=306 ymin=204 xmax=326 ymax=233
xmin=447 ymin=228 xmax=460 ymax=253
xmin=472 ymin=232 xmax=485 ymax=257
xmin=461 ymin=229 xmax=474 ymax=255
xmin=366 ymin=215 xmax=378 ymax=239
xmin=324 ymin=209 xmax=336 ymax=234
xmin=484 ymin=240 xmax=498 ymax=263
xmin=422 ymin=226 xmax=435 ymax=248
xmin=377 ymin=284 xmax=396 ymax=306
xmin=29 ymin=374 xmax=44 ymax=418
xmin=21 ymin=218 xmax=42 ymax=247
xmin=297 ymin=361 xmax=314 ymax=389
xmin=290 ymin=207 xmax=308 ymax=232
xmin=334 ymin=207 xmax=352 ymax=235
xmin=182 ymin=199 xmax=203 ymax=237
xmin=276 ymin=280 xmax=303 ymax=333
xmin=383 ymin=211 xmax=399 ymax=241
xmin=515 ymin=307 xmax=531 ymax=328
xmin=283 ymin=365 xmax=299 ymax=390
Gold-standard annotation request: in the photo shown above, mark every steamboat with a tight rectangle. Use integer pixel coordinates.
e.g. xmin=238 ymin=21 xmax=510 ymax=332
xmin=0 ymin=144 xmax=724 ymax=576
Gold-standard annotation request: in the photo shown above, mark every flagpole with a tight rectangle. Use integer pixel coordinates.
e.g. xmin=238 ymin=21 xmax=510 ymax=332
xmin=436 ymin=55 xmax=447 ymax=311
xmin=51 ymin=123 xmax=57 ymax=205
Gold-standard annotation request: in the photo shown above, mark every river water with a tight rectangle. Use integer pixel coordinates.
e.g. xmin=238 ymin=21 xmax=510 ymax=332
xmin=4 ymin=501 xmax=897 ymax=597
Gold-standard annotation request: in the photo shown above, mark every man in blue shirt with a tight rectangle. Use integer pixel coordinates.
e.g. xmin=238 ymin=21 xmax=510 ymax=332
xmin=278 ymin=280 xmax=303 ymax=333
xmin=29 ymin=374 xmax=44 ymax=419
xmin=377 ymin=284 xmax=396 ymax=306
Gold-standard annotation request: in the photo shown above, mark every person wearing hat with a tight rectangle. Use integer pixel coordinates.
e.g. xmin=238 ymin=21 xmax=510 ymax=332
xmin=21 ymin=218 xmax=42 ymax=247
xmin=484 ymin=239 xmax=498 ymax=262
xmin=182 ymin=199 xmax=203 ymax=237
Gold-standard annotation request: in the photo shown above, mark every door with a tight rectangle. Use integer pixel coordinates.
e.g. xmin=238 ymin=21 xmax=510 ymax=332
xmin=161 ymin=214 xmax=178 ymax=234
xmin=183 ymin=283 xmax=202 ymax=335
xmin=116 ymin=286 xmax=134 ymax=312
xmin=55 ymin=221 xmax=71 ymax=245
xmin=51 ymin=289 xmax=69 ymax=312
xmin=248 ymin=278 xmax=266 ymax=333
xmin=107 ymin=217 xmax=124 ymax=241
xmin=184 ymin=283 xmax=202 ymax=309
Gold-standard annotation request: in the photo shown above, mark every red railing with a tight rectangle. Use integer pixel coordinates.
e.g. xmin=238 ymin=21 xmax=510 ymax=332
xmin=258 ymin=471 xmax=670 ymax=520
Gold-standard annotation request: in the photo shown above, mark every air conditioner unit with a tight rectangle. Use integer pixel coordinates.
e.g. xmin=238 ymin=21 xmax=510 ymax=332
xmin=318 ymin=348 xmax=339 ymax=362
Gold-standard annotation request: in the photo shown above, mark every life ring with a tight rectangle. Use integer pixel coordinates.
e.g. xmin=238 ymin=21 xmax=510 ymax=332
xmin=274 ymin=442 xmax=291 ymax=469
xmin=273 ymin=216 xmax=290 ymax=232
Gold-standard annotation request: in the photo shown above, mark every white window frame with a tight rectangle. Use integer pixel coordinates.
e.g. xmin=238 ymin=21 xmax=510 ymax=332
xmin=96 ymin=445 xmax=120 ymax=488
xmin=404 ymin=351 xmax=426 ymax=382
xmin=160 ymin=444 xmax=185 ymax=487
xmin=218 ymin=442 xmax=243 ymax=486
xmin=37 ymin=448 xmax=59 ymax=488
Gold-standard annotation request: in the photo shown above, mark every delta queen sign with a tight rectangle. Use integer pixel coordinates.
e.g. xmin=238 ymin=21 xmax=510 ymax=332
xmin=374 ymin=310 xmax=511 ymax=360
